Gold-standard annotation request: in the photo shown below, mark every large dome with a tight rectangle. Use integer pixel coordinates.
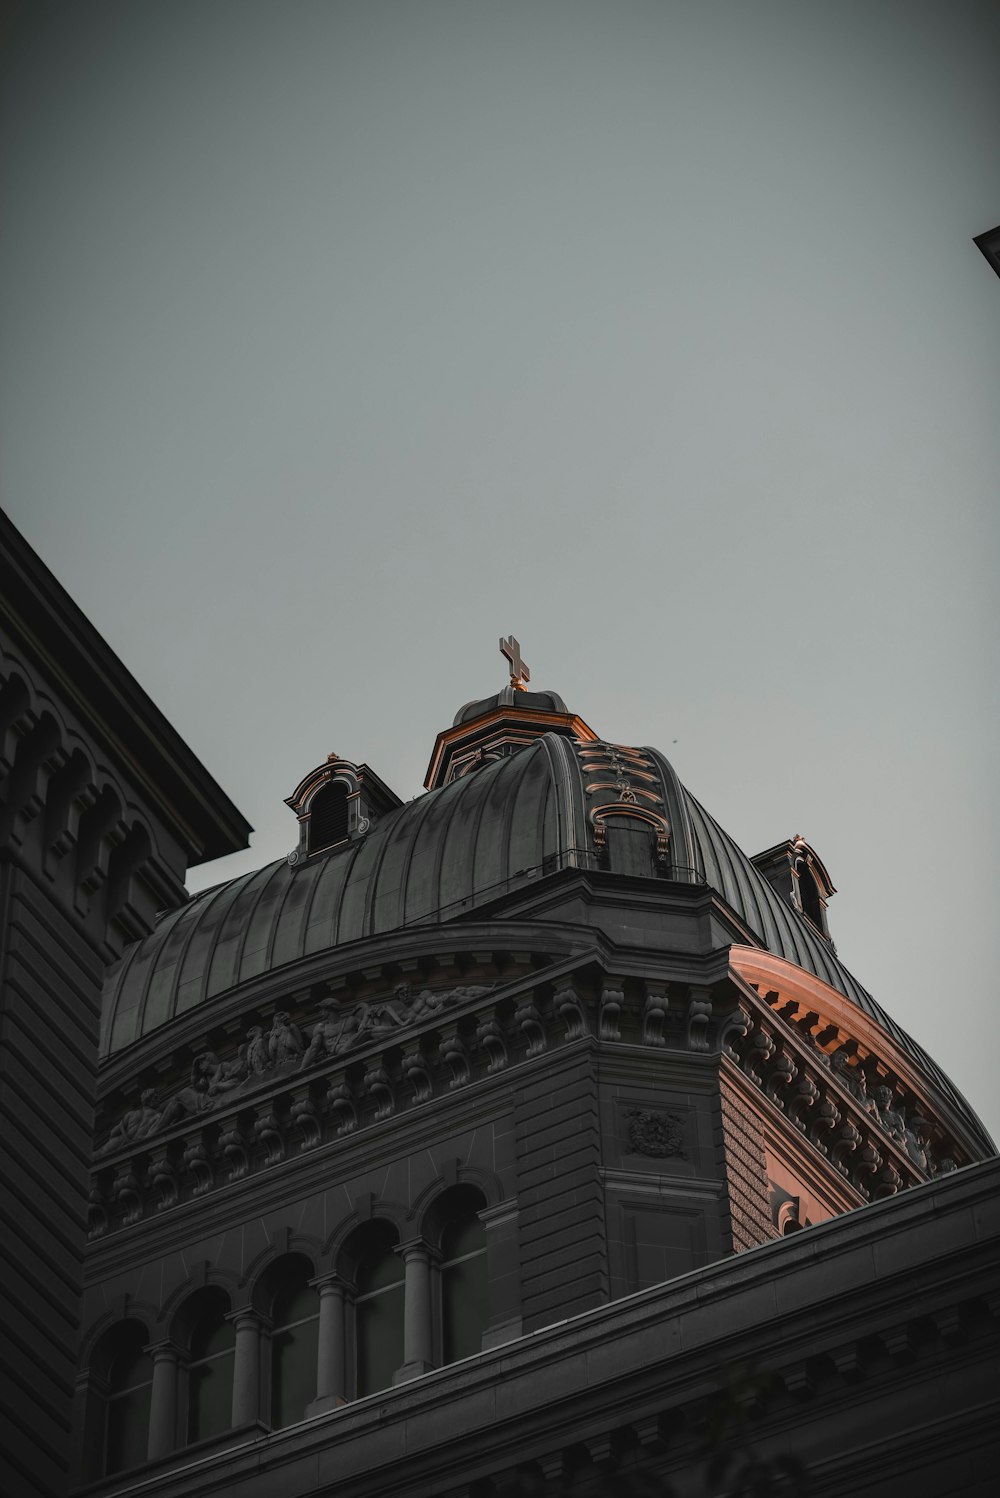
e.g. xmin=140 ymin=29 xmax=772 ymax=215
xmin=100 ymin=731 xmax=987 ymax=1153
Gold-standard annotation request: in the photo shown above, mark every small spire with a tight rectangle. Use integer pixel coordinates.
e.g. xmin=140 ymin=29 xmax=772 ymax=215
xmin=499 ymin=635 xmax=530 ymax=691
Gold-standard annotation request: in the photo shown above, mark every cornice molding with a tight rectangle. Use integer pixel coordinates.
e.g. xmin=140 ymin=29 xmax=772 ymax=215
xmin=0 ymin=512 xmax=251 ymax=865
xmin=78 ymin=1159 xmax=1000 ymax=1498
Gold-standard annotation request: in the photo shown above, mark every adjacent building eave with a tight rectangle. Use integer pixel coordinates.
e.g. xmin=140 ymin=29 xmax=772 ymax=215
xmin=0 ymin=510 xmax=252 ymax=865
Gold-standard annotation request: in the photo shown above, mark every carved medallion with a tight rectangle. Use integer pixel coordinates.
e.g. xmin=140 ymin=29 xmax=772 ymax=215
xmin=625 ymin=1107 xmax=686 ymax=1158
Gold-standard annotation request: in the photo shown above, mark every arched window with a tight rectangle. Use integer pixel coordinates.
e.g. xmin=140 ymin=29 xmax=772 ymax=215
xmin=102 ymin=1322 xmax=152 ymax=1475
xmin=181 ymin=1290 xmax=234 ymax=1445
xmin=798 ymin=866 xmax=824 ymax=929
xmin=775 ymin=1196 xmax=807 ymax=1236
xmin=309 ymin=781 xmax=349 ymax=852
xmin=441 ymin=1212 xmax=488 ymax=1364
xmin=268 ymin=1260 xmax=319 ymax=1429
xmin=349 ymin=1223 xmax=404 ymax=1398
xmin=423 ymin=1184 xmax=489 ymax=1366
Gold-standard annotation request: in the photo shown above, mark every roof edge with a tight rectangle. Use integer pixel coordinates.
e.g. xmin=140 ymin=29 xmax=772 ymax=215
xmin=0 ymin=509 xmax=252 ymax=864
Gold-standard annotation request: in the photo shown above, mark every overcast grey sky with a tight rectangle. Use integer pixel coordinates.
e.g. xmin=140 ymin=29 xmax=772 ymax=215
xmin=2 ymin=1 xmax=998 ymax=1141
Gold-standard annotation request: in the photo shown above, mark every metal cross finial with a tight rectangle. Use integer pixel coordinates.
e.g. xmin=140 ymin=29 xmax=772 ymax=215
xmin=499 ymin=635 xmax=530 ymax=690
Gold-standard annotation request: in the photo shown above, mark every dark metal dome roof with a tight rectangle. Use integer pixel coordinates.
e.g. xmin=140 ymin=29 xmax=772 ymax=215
xmin=99 ymin=734 xmax=981 ymax=1143
xmin=452 ymin=686 xmax=570 ymax=725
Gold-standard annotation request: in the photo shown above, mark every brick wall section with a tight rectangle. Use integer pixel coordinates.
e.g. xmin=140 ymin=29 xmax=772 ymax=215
xmin=0 ymin=861 xmax=104 ymax=1498
xmin=515 ymin=1045 xmax=608 ymax=1331
xmin=719 ymin=1073 xmax=777 ymax=1252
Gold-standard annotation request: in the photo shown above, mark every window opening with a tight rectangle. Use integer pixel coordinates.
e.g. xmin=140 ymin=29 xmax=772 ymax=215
xmin=309 ymin=782 xmax=350 ymax=852
xmin=799 ymin=867 xmax=823 ymax=929
xmin=440 ymin=1215 xmax=488 ymax=1364
xmin=270 ymin=1274 xmax=319 ymax=1429
xmin=105 ymin=1326 xmax=152 ymax=1475
xmin=355 ymin=1248 xmax=404 ymax=1397
xmin=186 ymin=1304 xmax=234 ymax=1444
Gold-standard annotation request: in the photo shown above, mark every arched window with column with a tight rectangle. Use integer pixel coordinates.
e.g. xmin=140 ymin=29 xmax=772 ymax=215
xmin=423 ymin=1184 xmax=489 ymax=1367
xmin=175 ymin=1288 xmax=234 ymax=1445
xmin=93 ymin=1320 xmax=152 ymax=1476
xmin=258 ymin=1254 xmax=319 ymax=1430
xmin=341 ymin=1220 xmax=404 ymax=1398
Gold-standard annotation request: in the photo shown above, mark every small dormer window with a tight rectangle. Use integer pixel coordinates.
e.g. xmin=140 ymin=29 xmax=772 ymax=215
xmin=286 ymin=756 xmax=403 ymax=867
xmin=308 ymin=782 xmax=349 ymax=853
xmin=797 ymin=863 xmax=824 ymax=929
xmin=750 ymin=835 xmax=836 ymax=943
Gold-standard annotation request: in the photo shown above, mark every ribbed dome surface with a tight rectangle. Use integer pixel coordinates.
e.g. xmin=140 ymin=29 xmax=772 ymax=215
xmin=100 ymin=734 xmax=979 ymax=1142
xmin=102 ymin=738 xmax=567 ymax=1055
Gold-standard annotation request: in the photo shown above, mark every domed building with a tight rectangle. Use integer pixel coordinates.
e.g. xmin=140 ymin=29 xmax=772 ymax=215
xmin=0 ymin=529 xmax=996 ymax=1498
xmin=80 ymin=643 xmax=997 ymax=1496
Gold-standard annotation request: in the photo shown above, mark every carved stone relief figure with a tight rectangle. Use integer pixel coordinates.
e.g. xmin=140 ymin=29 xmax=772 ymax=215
xmin=829 ymin=1050 xmax=869 ymax=1105
xmin=394 ymin=981 xmax=447 ymax=1020
xmin=903 ymin=1115 xmax=932 ymax=1172
xmin=871 ymin=1084 xmax=907 ymax=1144
xmin=190 ymin=1049 xmax=246 ymax=1096
xmin=156 ymin=1079 xmax=216 ymax=1131
xmin=268 ymin=1011 xmax=304 ymax=1065
xmin=99 ymin=980 xmax=501 ymax=1149
xmin=396 ymin=981 xmax=492 ymax=1021
xmin=243 ymin=1025 xmax=270 ymax=1076
xmin=354 ymin=996 xmax=410 ymax=1041
xmin=97 ymin=1088 xmax=164 ymax=1155
xmin=300 ymin=1005 xmax=362 ymax=1069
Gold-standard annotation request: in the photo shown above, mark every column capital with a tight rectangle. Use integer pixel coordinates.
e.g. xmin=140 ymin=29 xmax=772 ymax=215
xmin=309 ymin=1271 xmax=347 ymax=1294
xmin=225 ymin=1306 xmax=271 ymax=1334
xmin=394 ymin=1237 xmax=440 ymax=1266
xmin=146 ymin=1339 xmax=182 ymax=1364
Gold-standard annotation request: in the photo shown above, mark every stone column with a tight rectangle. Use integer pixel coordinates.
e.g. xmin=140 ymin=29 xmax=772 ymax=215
xmin=146 ymin=1342 xmax=180 ymax=1460
xmin=479 ymin=1200 xmax=523 ymax=1349
xmin=393 ymin=1240 xmax=435 ymax=1383
xmin=306 ymin=1274 xmax=348 ymax=1415
xmin=227 ymin=1309 xmax=264 ymax=1428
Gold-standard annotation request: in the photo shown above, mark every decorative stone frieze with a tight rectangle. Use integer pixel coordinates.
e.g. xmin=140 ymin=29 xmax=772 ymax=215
xmin=724 ymin=1003 xmax=960 ymax=1196
xmin=95 ymin=982 xmax=494 ymax=1155
xmin=89 ymin=965 xmax=966 ymax=1235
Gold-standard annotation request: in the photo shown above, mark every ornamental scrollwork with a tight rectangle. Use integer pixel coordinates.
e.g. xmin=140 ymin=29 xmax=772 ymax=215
xmin=732 ymin=1005 xmax=965 ymax=1190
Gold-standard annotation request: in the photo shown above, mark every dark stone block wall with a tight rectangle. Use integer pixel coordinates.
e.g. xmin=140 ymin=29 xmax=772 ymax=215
xmin=719 ymin=1073 xmax=777 ymax=1252
xmin=0 ymin=863 xmax=107 ymax=1496
xmin=514 ymin=1044 xmax=608 ymax=1331
xmin=0 ymin=512 xmax=249 ymax=1497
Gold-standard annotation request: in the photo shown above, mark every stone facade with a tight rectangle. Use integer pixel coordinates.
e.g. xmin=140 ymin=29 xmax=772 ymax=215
xmin=2 ymin=517 xmax=997 ymax=1497
xmin=0 ymin=511 xmax=250 ymax=1498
